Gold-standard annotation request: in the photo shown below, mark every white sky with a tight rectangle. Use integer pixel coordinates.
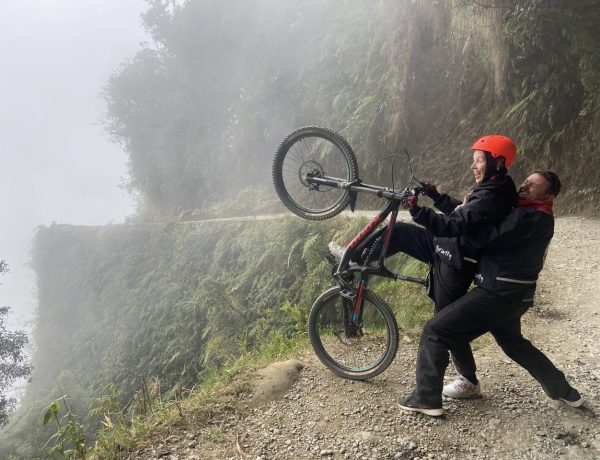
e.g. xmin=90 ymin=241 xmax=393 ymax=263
xmin=0 ymin=1 xmax=148 ymax=329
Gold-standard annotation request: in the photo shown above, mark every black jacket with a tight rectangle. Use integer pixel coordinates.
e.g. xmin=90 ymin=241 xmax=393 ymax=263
xmin=410 ymin=175 xmax=518 ymax=269
xmin=474 ymin=206 xmax=554 ymax=299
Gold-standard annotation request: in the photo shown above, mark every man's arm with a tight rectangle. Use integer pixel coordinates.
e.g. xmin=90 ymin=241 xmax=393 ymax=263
xmin=476 ymin=208 xmax=554 ymax=250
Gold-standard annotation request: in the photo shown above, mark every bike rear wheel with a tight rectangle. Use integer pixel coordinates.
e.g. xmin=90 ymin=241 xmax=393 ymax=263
xmin=272 ymin=126 xmax=359 ymax=220
xmin=308 ymin=286 xmax=399 ymax=380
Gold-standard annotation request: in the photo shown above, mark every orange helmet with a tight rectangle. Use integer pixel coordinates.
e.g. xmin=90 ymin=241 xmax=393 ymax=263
xmin=471 ymin=134 xmax=517 ymax=168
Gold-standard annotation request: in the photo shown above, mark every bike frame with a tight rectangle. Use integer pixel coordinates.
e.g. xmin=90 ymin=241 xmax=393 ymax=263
xmin=306 ymin=174 xmax=427 ymax=321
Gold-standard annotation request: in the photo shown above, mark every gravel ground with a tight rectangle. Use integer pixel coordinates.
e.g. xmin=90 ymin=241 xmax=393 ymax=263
xmin=132 ymin=216 xmax=600 ymax=460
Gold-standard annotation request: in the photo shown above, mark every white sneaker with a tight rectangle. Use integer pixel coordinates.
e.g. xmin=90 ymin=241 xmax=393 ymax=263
xmin=328 ymin=242 xmax=346 ymax=261
xmin=443 ymin=376 xmax=481 ymax=399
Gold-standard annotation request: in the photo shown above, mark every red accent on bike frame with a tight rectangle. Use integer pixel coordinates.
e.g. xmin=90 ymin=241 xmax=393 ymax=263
xmin=381 ymin=210 xmax=397 ymax=257
xmin=348 ymin=214 xmax=384 ymax=249
xmin=353 ymin=280 xmax=365 ymax=320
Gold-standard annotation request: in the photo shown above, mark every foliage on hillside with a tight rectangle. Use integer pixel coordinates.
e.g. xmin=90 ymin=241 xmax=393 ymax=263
xmin=0 ymin=217 xmax=430 ymax=458
xmin=105 ymin=0 xmax=599 ymax=217
xmin=0 ymin=261 xmax=31 ymax=427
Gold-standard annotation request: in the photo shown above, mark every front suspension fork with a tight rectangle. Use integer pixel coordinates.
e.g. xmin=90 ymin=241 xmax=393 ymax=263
xmin=341 ymin=272 xmax=368 ymax=337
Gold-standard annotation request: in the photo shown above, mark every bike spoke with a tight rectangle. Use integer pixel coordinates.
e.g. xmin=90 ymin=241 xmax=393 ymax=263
xmin=291 ymin=144 xmax=305 ymax=164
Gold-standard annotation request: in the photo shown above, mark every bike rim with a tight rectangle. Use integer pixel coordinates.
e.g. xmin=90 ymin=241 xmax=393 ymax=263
xmin=280 ymin=135 xmax=352 ymax=214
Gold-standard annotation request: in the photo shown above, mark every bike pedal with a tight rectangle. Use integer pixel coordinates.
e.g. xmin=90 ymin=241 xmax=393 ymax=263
xmin=340 ymin=290 xmax=357 ymax=301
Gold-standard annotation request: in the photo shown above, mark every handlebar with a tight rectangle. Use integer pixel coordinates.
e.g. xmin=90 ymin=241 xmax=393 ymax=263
xmin=305 ymin=174 xmax=425 ymax=202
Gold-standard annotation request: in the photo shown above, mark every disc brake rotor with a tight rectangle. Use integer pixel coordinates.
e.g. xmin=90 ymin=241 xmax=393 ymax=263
xmin=299 ymin=160 xmax=325 ymax=188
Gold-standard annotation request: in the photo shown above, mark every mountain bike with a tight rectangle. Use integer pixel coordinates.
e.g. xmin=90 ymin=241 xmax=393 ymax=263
xmin=272 ymin=126 xmax=428 ymax=380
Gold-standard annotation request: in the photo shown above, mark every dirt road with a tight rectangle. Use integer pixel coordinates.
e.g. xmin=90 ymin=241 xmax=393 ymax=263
xmin=137 ymin=216 xmax=600 ymax=460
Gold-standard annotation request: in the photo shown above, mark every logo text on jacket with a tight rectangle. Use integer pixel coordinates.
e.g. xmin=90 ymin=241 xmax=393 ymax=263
xmin=435 ymin=244 xmax=452 ymax=261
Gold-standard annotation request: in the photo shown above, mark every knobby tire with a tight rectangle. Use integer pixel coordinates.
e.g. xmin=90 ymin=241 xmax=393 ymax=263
xmin=308 ymin=286 xmax=399 ymax=380
xmin=272 ymin=126 xmax=359 ymax=220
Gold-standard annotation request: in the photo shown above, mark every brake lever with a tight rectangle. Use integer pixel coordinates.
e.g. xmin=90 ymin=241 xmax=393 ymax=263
xmin=397 ymin=186 xmax=425 ymax=208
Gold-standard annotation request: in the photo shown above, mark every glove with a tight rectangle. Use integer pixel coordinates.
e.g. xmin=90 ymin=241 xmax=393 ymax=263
xmin=422 ymin=183 xmax=441 ymax=201
xmin=402 ymin=194 xmax=419 ymax=210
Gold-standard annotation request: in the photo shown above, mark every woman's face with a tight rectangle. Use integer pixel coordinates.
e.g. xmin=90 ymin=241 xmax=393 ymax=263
xmin=471 ymin=150 xmax=487 ymax=183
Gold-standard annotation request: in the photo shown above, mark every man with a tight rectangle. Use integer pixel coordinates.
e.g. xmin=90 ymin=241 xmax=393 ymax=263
xmin=398 ymin=170 xmax=583 ymax=417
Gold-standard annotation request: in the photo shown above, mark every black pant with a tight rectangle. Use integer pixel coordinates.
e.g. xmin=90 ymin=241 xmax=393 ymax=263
xmin=355 ymin=222 xmax=477 ymax=376
xmin=414 ymin=287 xmax=572 ymax=406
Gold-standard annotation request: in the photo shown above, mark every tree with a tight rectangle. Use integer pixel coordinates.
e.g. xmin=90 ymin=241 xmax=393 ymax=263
xmin=0 ymin=260 xmax=31 ymax=426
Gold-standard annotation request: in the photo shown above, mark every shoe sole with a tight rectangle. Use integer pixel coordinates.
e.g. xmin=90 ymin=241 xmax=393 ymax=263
xmin=397 ymin=402 xmax=444 ymax=417
xmin=442 ymin=391 xmax=483 ymax=400
xmin=541 ymin=389 xmax=584 ymax=408
xmin=559 ymin=397 xmax=584 ymax=408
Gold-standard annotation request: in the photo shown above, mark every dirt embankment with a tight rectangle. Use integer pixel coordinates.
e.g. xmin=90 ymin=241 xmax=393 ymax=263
xmin=133 ymin=217 xmax=600 ymax=460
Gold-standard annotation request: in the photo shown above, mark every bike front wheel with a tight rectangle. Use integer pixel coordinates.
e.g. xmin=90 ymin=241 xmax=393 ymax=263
xmin=308 ymin=286 xmax=399 ymax=380
xmin=272 ymin=126 xmax=359 ymax=220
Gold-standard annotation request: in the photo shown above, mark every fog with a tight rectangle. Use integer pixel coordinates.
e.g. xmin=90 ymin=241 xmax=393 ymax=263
xmin=0 ymin=1 xmax=147 ymax=329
